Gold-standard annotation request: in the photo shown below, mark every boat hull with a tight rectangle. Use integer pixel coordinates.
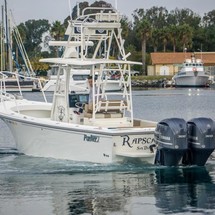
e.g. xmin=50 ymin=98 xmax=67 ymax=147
xmin=43 ymin=80 xmax=88 ymax=92
xmin=0 ymin=102 xmax=156 ymax=164
xmin=174 ymin=75 xmax=209 ymax=87
xmin=4 ymin=80 xmax=34 ymax=92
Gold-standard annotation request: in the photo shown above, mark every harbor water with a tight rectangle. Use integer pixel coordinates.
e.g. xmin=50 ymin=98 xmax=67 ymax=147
xmin=0 ymin=88 xmax=215 ymax=215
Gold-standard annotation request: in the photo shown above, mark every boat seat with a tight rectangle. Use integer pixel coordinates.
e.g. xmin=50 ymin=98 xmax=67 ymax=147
xmin=84 ymin=100 xmax=126 ymax=119
xmin=84 ymin=112 xmax=123 ymax=119
xmin=85 ymin=100 xmax=128 ymax=113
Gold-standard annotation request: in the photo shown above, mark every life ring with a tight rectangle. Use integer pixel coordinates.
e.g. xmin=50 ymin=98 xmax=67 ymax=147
xmin=193 ymin=67 xmax=197 ymax=72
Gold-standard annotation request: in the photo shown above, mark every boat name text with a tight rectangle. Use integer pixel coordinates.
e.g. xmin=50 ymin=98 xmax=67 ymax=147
xmin=84 ymin=134 xmax=100 ymax=142
xmin=121 ymin=135 xmax=155 ymax=148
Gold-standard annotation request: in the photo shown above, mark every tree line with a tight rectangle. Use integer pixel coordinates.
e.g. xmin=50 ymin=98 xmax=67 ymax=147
xmin=13 ymin=1 xmax=215 ymax=74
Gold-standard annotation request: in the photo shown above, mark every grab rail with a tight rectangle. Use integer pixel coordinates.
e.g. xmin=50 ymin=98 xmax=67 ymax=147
xmin=0 ymin=71 xmax=47 ymax=113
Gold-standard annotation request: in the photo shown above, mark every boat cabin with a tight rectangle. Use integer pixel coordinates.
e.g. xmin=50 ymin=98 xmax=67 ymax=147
xmin=47 ymin=61 xmax=136 ymax=128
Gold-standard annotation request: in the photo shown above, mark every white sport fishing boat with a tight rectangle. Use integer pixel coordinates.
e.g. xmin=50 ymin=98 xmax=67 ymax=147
xmin=0 ymin=6 xmax=214 ymax=166
xmin=0 ymin=6 xmax=157 ymax=164
xmin=173 ymin=54 xmax=209 ymax=87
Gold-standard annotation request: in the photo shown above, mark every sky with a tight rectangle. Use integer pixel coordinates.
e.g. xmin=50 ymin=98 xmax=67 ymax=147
xmin=2 ymin=0 xmax=215 ymax=25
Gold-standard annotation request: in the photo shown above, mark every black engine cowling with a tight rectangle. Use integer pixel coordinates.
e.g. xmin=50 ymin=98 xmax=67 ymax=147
xmin=154 ymin=118 xmax=188 ymax=166
xmin=183 ymin=117 xmax=215 ymax=166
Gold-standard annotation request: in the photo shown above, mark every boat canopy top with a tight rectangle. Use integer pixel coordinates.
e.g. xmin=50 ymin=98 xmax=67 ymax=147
xmin=40 ymin=58 xmax=142 ymax=67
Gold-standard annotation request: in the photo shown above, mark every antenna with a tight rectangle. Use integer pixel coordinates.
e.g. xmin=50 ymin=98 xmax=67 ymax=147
xmin=68 ymin=0 xmax=72 ymax=20
xmin=197 ymin=45 xmax=203 ymax=60
xmin=184 ymin=47 xmax=187 ymax=60
xmin=115 ymin=0 xmax=118 ymax=10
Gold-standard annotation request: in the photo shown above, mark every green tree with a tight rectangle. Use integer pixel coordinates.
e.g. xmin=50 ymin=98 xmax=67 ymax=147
xmin=167 ymin=8 xmax=201 ymax=28
xmin=202 ymin=10 xmax=215 ymax=51
xmin=50 ymin=21 xmax=66 ymax=57
xmin=145 ymin=6 xmax=168 ymax=28
xmin=178 ymin=24 xmax=193 ymax=51
xmin=159 ymin=27 xmax=169 ymax=52
xmin=17 ymin=19 xmax=50 ymax=57
xmin=203 ymin=9 xmax=215 ymax=27
xmin=167 ymin=25 xmax=180 ymax=52
xmin=150 ymin=28 xmax=161 ymax=52
xmin=135 ymin=17 xmax=151 ymax=75
xmin=50 ymin=21 xmax=65 ymax=41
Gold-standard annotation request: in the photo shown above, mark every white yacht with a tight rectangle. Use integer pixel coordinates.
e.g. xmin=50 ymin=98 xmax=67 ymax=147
xmin=43 ymin=66 xmax=122 ymax=92
xmin=43 ymin=65 xmax=90 ymax=92
xmin=173 ymin=54 xmax=209 ymax=87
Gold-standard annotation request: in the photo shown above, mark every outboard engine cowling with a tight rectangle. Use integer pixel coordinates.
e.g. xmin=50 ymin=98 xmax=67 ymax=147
xmin=184 ymin=117 xmax=215 ymax=166
xmin=154 ymin=118 xmax=188 ymax=166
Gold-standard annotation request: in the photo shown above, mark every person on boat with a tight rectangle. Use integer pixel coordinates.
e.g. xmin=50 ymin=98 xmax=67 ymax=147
xmin=87 ymin=75 xmax=94 ymax=104
xmin=86 ymin=75 xmax=101 ymax=113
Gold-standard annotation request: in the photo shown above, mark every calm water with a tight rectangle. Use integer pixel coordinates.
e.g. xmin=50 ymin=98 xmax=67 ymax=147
xmin=1 ymin=88 xmax=215 ymax=215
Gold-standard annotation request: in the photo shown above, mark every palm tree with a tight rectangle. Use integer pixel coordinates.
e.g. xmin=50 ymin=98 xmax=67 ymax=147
xmin=50 ymin=21 xmax=65 ymax=57
xmin=135 ymin=18 xmax=151 ymax=75
xmin=178 ymin=24 xmax=193 ymax=51
xmin=168 ymin=25 xmax=179 ymax=52
xmin=150 ymin=28 xmax=161 ymax=52
xmin=159 ymin=27 xmax=169 ymax=52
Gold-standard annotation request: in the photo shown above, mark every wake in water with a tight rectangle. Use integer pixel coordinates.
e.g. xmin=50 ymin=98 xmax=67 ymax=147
xmin=0 ymin=147 xmax=214 ymax=176
xmin=0 ymin=147 xmax=20 ymax=155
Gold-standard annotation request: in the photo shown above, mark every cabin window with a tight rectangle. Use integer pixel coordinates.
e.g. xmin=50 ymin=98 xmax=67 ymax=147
xmin=73 ymin=75 xmax=89 ymax=80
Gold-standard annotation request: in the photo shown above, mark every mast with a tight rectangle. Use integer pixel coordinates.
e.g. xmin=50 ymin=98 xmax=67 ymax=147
xmin=4 ymin=0 xmax=12 ymax=72
xmin=4 ymin=0 xmax=8 ymax=70
xmin=1 ymin=5 xmax=5 ymax=71
xmin=115 ymin=0 xmax=118 ymax=10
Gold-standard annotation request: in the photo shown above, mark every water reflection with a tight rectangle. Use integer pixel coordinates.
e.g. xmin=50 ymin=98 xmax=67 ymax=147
xmin=0 ymin=160 xmax=215 ymax=215
xmin=155 ymin=167 xmax=215 ymax=214
xmin=62 ymin=167 xmax=215 ymax=215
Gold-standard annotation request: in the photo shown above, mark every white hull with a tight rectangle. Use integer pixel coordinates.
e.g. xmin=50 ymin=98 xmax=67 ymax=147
xmin=174 ymin=75 xmax=209 ymax=87
xmin=3 ymin=80 xmax=34 ymax=92
xmin=0 ymin=100 xmax=156 ymax=164
xmin=4 ymin=87 xmax=33 ymax=92
xmin=43 ymin=79 xmax=88 ymax=92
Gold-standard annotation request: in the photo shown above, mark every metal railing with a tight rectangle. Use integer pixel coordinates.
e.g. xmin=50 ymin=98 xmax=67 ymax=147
xmin=0 ymin=71 xmax=47 ymax=109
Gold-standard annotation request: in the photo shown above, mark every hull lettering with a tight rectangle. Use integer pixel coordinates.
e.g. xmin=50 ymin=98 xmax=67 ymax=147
xmin=84 ymin=134 xmax=100 ymax=143
xmin=121 ymin=135 xmax=155 ymax=148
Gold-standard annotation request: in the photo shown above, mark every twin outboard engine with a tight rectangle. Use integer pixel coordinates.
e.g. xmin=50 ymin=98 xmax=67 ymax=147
xmin=154 ymin=117 xmax=215 ymax=166
xmin=154 ymin=118 xmax=188 ymax=166
xmin=184 ymin=117 xmax=215 ymax=166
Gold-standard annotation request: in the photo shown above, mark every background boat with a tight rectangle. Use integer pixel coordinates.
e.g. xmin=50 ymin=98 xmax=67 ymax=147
xmin=173 ymin=53 xmax=209 ymax=87
xmin=43 ymin=66 xmax=122 ymax=92
xmin=0 ymin=0 xmax=35 ymax=92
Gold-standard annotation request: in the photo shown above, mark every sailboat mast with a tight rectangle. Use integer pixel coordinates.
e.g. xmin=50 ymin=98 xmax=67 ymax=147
xmin=1 ymin=5 xmax=5 ymax=71
xmin=4 ymin=0 xmax=12 ymax=72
